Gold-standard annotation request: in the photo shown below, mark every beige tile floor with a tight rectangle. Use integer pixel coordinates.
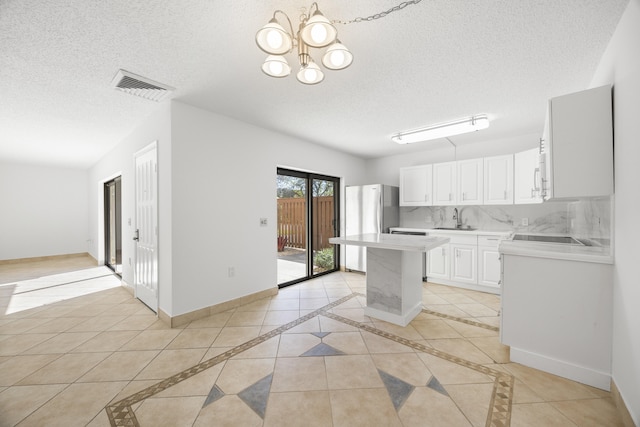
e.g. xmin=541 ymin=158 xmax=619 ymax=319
xmin=0 ymin=258 xmax=625 ymax=426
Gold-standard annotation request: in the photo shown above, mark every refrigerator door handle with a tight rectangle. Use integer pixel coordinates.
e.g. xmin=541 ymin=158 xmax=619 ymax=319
xmin=376 ymin=188 xmax=382 ymax=234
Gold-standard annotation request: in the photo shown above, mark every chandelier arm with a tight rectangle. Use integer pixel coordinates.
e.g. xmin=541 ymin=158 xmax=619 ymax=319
xmin=308 ymin=2 xmax=319 ymax=17
xmin=273 ymin=10 xmax=296 ymax=41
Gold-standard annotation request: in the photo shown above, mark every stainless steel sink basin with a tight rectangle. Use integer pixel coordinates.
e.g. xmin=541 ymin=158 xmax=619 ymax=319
xmin=434 ymin=227 xmax=476 ymax=231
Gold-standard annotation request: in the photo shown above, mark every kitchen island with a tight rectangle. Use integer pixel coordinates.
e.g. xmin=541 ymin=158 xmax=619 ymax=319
xmin=329 ymin=233 xmax=449 ymax=326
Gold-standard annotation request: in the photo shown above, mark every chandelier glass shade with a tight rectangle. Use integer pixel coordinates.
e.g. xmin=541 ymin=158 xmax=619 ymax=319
xmin=256 ymin=3 xmax=352 ymax=85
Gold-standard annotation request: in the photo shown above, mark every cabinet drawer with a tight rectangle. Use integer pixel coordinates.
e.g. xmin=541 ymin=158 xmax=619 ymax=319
xmin=431 ymin=234 xmax=477 ymax=246
xmin=478 ymin=235 xmax=503 ymax=247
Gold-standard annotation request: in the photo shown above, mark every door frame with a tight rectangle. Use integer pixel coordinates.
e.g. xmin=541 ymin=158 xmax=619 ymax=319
xmin=103 ymin=176 xmax=122 ymax=276
xmin=277 ymin=167 xmax=340 ymax=288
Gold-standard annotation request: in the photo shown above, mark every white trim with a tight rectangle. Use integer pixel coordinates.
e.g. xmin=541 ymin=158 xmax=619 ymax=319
xmin=510 ymin=347 xmax=611 ymax=391
xmin=364 ymin=302 xmax=423 ymax=327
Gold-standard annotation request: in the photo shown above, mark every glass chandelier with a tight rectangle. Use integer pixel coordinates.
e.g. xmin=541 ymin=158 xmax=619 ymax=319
xmin=256 ymin=3 xmax=353 ymax=85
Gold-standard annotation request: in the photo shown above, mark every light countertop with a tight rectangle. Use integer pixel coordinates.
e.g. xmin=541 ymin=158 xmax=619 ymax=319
xmin=390 ymin=227 xmax=511 ymax=237
xmin=499 ymin=239 xmax=613 ymax=264
xmin=329 ymin=233 xmax=449 ymax=252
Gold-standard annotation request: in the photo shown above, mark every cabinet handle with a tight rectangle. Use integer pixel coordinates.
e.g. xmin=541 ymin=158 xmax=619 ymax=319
xmin=441 ymin=247 xmax=445 ymax=256
xmin=449 ymin=193 xmax=452 ymax=201
xmin=503 ymin=190 xmax=507 ymax=200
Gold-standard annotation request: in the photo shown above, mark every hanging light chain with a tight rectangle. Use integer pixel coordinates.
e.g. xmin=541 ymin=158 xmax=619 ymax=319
xmin=332 ymin=0 xmax=423 ymax=25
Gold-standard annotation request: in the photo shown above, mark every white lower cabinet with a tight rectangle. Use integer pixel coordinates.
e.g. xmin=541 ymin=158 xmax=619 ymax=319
xmin=425 ymin=232 xmax=506 ymax=294
xmin=450 ymin=244 xmax=477 ymax=283
xmin=426 ymin=244 xmax=450 ymax=280
xmin=478 ymin=235 xmax=502 ymax=289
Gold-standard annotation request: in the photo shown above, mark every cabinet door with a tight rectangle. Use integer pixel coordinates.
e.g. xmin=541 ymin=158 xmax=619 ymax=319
xmin=451 ymin=244 xmax=477 ymax=284
xmin=433 ymin=161 xmax=457 ymax=205
xmin=484 ymin=155 xmax=514 ymax=205
xmin=478 ymin=247 xmax=501 ymax=287
xmin=514 ymin=148 xmax=543 ymax=204
xmin=426 ymin=244 xmax=450 ymax=280
xmin=400 ymin=165 xmax=432 ymax=206
xmin=546 ymin=85 xmax=613 ymax=199
xmin=457 ymin=159 xmax=483 ymax=205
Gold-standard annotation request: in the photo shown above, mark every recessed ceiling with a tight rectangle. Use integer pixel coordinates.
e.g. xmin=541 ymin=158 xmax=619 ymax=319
xmin=0 ymin=0 xmax=629 ymax=168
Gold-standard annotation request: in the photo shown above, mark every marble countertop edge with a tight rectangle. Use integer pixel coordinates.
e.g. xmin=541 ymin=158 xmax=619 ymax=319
xmin=499 ymin=240 xmax=613 ymax=265
xmin=329 ymin=233 xmax=449 ymax=252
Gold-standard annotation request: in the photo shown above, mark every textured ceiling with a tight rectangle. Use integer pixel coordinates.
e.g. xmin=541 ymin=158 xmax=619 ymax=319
xmin=0 ymin=0 xmax=629 ymax=168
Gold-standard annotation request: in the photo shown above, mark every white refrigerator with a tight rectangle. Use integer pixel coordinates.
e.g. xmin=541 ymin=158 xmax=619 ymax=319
xmin=345 ymin=184 xmax=399 ymax=272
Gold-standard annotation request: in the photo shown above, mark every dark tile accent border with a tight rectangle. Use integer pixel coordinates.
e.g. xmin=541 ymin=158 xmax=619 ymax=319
xmin=421 ymin=308 xmax=500 ymax=332
xmin=106 ymin=293 xmax=513 ymax=427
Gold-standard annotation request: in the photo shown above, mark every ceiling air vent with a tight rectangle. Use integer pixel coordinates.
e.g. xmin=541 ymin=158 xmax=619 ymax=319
xmin=111 ymin=69 xmax=174 ymax=102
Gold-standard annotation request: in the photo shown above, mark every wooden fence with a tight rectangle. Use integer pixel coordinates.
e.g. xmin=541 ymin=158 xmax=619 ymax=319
xmin=277 ymin=196 xmax=334 ymax=250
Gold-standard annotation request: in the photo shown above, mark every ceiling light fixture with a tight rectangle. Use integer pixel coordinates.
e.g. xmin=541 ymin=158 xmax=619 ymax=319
xmin=256 ymin=2 xmax=353 ymax=85
xmin=392 ymin=115 xmax=490 ymax=144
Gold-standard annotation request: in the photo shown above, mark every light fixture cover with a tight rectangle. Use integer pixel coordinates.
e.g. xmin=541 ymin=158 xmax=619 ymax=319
xmin=261 ymin=55 xmax=292 ymax=77
xmin=299 ymin=10 xmax=337 ymax=48
xmin=392 ymin=115 xmax=490 ymax=144
xmin=256 ymin=19 xmax=293 ymax=55
xmin=321 ymin=41 xmax=353 ymax=70
xmin=296 ymin=61 xmax=325 ymax=85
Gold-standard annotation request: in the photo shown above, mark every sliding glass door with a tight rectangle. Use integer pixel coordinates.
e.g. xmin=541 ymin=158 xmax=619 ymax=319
xmin=277 ymin=168 xmax=339 ymax=287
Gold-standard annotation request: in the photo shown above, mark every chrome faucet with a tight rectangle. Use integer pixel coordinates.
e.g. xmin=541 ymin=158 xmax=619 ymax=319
xmin=453 ymin=208 xmax=462 ymax=229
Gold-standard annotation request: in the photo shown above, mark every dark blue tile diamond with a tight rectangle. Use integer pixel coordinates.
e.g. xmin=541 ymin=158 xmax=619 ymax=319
xmin=300 ymin=342 xmax=345 ymax=357
xmin=427 ymin=376 xmax=448 ymax=396
xmin=378 ymin=369 xmax=415 ymax=411
xmin=238 ymin=373 xmax=273 ymax=419
xmin=203 ymin=384 xmax=225 ymax=408
xmin=311 ymin=332 xmax=331 ymax=339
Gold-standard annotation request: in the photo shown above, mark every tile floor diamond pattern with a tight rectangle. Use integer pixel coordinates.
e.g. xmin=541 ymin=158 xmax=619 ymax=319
xmin=2 ymin=263 xmax=625 ymax=427
xmin=104 ymin=292 xmax=514 ymax=426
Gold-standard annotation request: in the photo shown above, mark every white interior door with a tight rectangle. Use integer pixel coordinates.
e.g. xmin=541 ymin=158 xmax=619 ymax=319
xmin=134 ymin=142 xmax=158 ymax=312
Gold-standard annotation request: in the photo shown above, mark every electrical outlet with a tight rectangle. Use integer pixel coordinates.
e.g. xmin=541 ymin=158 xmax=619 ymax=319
xmin=260 ymin=218 xmax=268 ymax=227
xmin=521 ymin=218 xmax=529 ymax=226
xmin=228 ymin=267 xmax=235 ymax=277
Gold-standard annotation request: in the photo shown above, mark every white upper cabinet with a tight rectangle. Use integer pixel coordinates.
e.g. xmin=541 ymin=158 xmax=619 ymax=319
xmin=457 ymin=159 xmax=483 ymax=205
xmin=542 ymin=85 xmax=613 ymax=200
xmin=399 ymin=165 xmax=433 ymax=206
xmin=514 ymin=148 xmax=543 ymax=204
xmin=483 ymin=155 xmax=514 ymax=205
xmin=433 ymin=161 xmax=457 ymax=205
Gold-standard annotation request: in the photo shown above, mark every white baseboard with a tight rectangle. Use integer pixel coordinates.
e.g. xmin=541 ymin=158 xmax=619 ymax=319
xmin=364 ymin=302 xmax=422 ymax=327
xmin=510 ymin=347 xmax=611 ymax=391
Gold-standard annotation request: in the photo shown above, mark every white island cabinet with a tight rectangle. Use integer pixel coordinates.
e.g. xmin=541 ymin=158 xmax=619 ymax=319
xmin=500 ymin=243 xmax=614 ymax=390
xmin=330 ymin=233 xmax=448 ymax=326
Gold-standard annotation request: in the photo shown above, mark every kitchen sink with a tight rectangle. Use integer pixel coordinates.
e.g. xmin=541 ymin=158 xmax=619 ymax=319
xmin=434 ymin=227 xmax=476 ymax=231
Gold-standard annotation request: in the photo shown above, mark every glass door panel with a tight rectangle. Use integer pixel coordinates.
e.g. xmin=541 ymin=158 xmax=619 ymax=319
xmin=312 ymin=178 xmax=338 ymax=274
xmin=277 ymin=173 xmax=308 ymax=285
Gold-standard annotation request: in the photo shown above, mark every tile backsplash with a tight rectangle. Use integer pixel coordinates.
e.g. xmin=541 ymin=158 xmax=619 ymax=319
xmin=400 ymin=197 xmax=611 ymax=245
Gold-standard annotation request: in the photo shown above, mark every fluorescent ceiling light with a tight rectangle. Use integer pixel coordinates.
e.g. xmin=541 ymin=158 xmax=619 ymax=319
xmin=392 ymin=115 xmax=490 ymax=144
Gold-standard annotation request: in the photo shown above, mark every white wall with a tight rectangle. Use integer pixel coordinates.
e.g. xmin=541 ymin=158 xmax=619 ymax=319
xmin=0 ymin=162 xmax=88 ymax=260
xmin=88 ymin=104 xmax=172 ymax=312
xmin=365 ymin=133 xmax=539 ymax=186
xmin=590 ymin=0 xmax=640 ymax=423
xmin=170 ymin=102 xmax=367 ymax=316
